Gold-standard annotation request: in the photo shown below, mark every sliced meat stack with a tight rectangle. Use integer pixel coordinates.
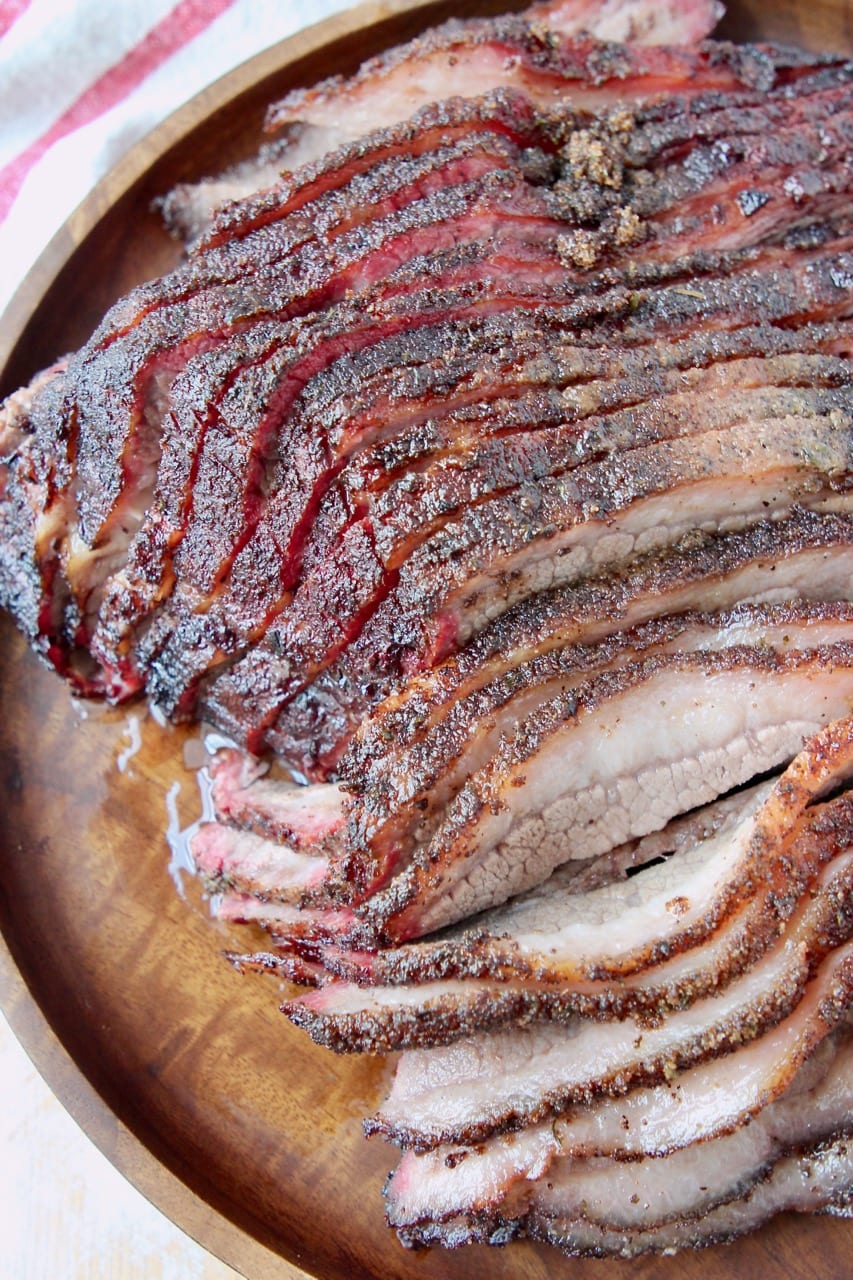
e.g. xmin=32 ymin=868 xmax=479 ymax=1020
xmin=213 ymin=719 xmax=853 ymax=1253
xmin=0 ymin=0 xmax=851 ymax=1261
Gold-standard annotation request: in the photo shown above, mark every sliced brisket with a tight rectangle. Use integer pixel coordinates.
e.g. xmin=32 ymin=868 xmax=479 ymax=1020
xmin=366 ymin=877 xmax=853 ymax=1150
xmin=385 ymin=1018 xmax=853 ymax=1228
xmin=2 ymin=7 xmax=851 ymax=1262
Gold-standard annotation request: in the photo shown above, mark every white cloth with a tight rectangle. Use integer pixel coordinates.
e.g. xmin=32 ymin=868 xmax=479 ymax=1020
xmin=0 ymin=0 xmax=357 ymax=315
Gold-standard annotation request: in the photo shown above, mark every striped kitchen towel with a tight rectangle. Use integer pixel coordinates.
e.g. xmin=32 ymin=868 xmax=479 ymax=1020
xmin=0 ymin=0 xmax=356 ymax=315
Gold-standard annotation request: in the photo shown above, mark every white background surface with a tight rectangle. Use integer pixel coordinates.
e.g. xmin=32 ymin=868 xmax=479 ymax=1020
xmin=0 ymin=1014 xmax=242 ymax=1279
xmin=0 ymin=0 xmax=359 ymax=314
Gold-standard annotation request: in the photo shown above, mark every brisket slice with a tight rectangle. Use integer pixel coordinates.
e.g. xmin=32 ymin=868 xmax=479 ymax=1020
xmin=209 ymin=646 xmax=853 ymax=960
xmin=343 ymin=508 xmax=853 ymax=839
xmin=281 ymin=732 xmax=853 ymax=1048
xmin=530 ymin=1067 xmax=850 ymax=1232
xmin=102 ymin=241 xmax=849 ymax=666
xmin=208 ymin=747 xmax=344 ymax=850
xmin=22 ymin=160 xmax=568 ymax=674
xmin=366 ymin=879 xmax=853 ymax=1151
xmin=97 ymin=117 xmax=549 ymax=346
xmin=190 ymin=821 xmax=329 ymax=903
xmin=393 ymin=1028 xmax=852 ymax=1248
xmin=385 ymin=1014 xmax=853 ymax=1226
xmin=5 ymin=67 xmax=850 ymax=722
xmin=217 ymin=892 xmax=358 ymax=945
xmin=522 ymin=1136 xmax=851 ymax=1257
xmin=161 ymin=0 xmax=732 ymax=244
xmin=284 ymin=796 xmax=853 ymax=1048
xmin=259 ymin=318 xmax=853 ymax=492
xmin=220 ymin=799 xmax=767 ymax=966
xmin=0 ymin=360 xmax=75 ymax=675
xmin=191 ymin=65 xmax=853 ymax=343
xmin=264 ymin=376 xmax=853 ymax=785
xmin=212 ymin=762 xmax=774 ymax=965
xmin=74 ymin=168 xmax=558 ymax=539
xmin=265 ymin=22 xmax=797 ymax=142
xmin=270 ymin=346 xmax=852 ymax=590
xmin=183 ymin=85 xmax=853 ymax=610
xmin=402 ymin=1119 xmax=852 ymax=1254
xmin=89 ymin=241 xmax=576 ymax=700
xmin=159 ymin=91 xmax=538 ymax=251
xmin=86 ymin=236 xmax=576 ymax=697
xmin=213 ymin=541 xmax=848 ymax=908
xmin=226 ymin=604 xmax=853 ymax=916
xmin=210 ymin=55 xmax=852 ymax=256
xmin=180 ymin=240 xmax=853 ymax=768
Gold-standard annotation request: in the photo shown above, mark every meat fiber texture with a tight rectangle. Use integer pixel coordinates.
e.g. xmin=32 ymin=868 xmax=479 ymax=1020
xmin=1 ymin=0 xmax=853 ymax=1262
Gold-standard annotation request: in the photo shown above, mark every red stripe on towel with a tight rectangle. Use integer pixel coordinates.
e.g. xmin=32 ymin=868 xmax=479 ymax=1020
xmin=0 ymin=0 xmax=32 ymax=41
xmin=0 ymin=0 xmax=237 ymax=221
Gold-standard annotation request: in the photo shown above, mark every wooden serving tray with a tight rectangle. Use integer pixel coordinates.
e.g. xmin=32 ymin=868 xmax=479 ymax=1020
xmin=1 ymin=3 xmax=851 ymax=1277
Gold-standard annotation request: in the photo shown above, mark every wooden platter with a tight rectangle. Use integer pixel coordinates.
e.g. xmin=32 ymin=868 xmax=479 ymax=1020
xmin=1 ymin=3 xmax=852 ymax=1277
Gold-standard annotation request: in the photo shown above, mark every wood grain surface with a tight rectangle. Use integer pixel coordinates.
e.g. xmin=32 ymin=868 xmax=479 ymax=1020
xmin=1 ymin=2 xmax=852 ymax=1278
